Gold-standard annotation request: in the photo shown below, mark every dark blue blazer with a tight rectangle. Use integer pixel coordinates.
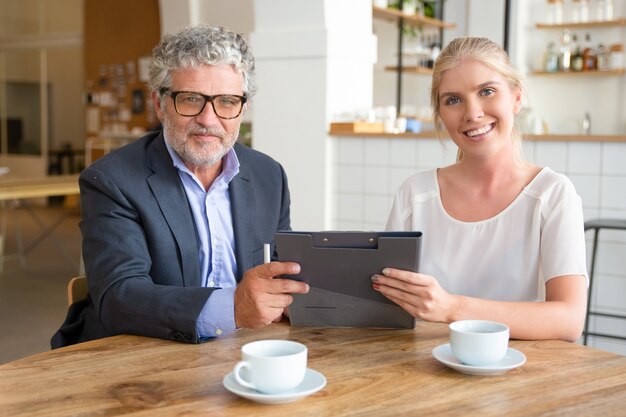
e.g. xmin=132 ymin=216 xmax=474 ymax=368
xmin=51 ymin=132 xmax=290 ymax=347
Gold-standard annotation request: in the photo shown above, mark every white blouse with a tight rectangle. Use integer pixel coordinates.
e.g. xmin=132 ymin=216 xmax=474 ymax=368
xmin=386 ymin=168 xmax=588 ymax=302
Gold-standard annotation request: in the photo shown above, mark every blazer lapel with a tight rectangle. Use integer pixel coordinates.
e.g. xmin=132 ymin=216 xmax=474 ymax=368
xmin=230 ymin=145 xmax=255 ymax=281
xmin=146 ymin=135 xmax=201 ymax=286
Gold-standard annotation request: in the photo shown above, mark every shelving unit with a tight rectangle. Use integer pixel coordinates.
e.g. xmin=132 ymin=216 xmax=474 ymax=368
xmin=532 ymin=17 xmax=626 ymax=77
xmin=372 ymin=5 xmax=455 ymax=29
xmin=530 ymin=13 xmax=625 ymax=135
xmin=372 ymin=2 xmax=455 ymax=115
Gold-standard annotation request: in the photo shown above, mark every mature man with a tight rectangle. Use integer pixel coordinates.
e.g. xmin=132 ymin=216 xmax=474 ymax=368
xmin=51 ymin=24 xmax=308 ymax=347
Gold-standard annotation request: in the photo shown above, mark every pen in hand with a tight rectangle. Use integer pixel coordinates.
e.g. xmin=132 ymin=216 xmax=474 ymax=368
xmin=263 ymin=243 xmax=270 ymax=264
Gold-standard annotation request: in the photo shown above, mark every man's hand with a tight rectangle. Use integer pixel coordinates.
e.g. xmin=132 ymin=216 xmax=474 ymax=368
xmin=234 ymin=262 xmax=309 ymax=328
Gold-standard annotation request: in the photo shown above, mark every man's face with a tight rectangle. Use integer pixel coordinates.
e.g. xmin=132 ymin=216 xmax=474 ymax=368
xmin=154 ymin=64 xmax=245 ymax=170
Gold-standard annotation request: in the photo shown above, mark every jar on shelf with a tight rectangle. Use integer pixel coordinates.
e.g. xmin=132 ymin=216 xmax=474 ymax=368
xmin=609 ymin=43 xmax=624 ymax=70
xmin=558 ymin=29 xmax=572 ymax=71
xmin=546 ymin=0 xmax=564 ymax=24
xmin=597 ymin=44 xmax=611 ymax=71
xmin=570 ymin=0 xmax=590 ymax=23
xmin=594 ymin=0 xmax=614 ymax=21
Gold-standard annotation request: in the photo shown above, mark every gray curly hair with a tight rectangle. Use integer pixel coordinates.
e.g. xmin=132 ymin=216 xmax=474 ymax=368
xmin=149 ymin=24 xmax=256 ymax=99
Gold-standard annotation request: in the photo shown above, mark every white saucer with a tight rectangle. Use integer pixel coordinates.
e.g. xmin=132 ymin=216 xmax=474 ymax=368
xmin=432 ymin=343 xmax=526 ymax=376
xmin=223 ymin=368 xmax=326 ymax=404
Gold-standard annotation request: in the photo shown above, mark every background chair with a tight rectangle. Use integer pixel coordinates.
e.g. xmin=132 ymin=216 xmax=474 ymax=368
xmin=67 ymin=275 xmax=88 ymax=306
xmin=583 ymin=218 xmax=626 ymax=346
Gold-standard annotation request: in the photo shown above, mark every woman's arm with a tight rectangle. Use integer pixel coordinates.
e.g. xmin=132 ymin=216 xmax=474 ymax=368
xmin=372 ymin=270 xmax=587 ymax=342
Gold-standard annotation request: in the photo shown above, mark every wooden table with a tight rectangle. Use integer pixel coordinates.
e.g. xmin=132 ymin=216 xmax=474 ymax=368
xmin=0 ymin=174 xmax=80 ymax=272
xmin=1 ymin=322 xmax=625 ymax=416
xmin=0 ymin=174 xmax=79 ymax=201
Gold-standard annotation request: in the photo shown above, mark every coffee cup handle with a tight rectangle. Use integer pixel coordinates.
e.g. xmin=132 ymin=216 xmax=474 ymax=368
xmin=233 ymin=361 xmax=257 ymax=390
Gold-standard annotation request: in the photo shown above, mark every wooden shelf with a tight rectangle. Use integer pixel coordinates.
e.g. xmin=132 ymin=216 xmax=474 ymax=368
xmin=384 ymin=65 xmax=433 ymax=74
xmin=536 ymin=18 xmax=626 ymax=29
xmin=532 ymin=69 xmax=625 ymax=76
xmin=373 ymin=6 xmax=455 ymax=29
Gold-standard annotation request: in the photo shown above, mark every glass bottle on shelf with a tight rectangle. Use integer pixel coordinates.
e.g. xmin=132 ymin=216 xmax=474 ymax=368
xmin=544 ymin=42 xmax=560 ymax=72
xmin=597 ymin=44 xmax=611 ymax=71
xmin=558 ymin=29 xmax=572 ymax=71
xmin=582 ymin=111 xmax=591 ymax=135
xmin=582 ymin=33 xmax=597 ymax=70
xmin=571 ymin=34 xmax=584 ymax=71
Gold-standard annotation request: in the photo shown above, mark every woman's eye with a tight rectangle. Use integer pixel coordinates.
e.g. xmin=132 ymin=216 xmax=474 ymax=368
xmin=480 ymin=88 xmax=495 ymax=97
xmin=445 ymin=97 xmax=460 ymax=105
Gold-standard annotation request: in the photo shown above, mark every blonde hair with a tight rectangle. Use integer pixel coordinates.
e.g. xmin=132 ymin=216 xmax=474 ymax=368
xmin=430 ymin=37 xmax=525 ymax=161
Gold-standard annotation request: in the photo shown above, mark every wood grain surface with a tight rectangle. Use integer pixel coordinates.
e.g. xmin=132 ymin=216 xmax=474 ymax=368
xmin=1 ymin=321 xmax=625 ymax=416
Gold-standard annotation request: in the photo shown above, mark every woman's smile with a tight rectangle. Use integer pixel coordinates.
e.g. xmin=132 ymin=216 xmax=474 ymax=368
xmin=464 ymin=122 xmax=495 ymax=139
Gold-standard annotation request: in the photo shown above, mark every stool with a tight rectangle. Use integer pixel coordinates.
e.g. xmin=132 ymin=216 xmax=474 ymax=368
xmin=583 ymin=218 xmax=626 ymax=346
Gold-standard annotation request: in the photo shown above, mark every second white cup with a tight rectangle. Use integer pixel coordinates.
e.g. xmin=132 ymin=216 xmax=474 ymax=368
xmin=449 ymin=320 xmax=509 ymax=366
xmin=233 ymin=340 xmax=307 ymax=394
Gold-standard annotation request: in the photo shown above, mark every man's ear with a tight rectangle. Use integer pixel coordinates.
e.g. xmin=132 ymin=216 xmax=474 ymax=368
xmin=152 ymin=91 xmax=165 ymax=121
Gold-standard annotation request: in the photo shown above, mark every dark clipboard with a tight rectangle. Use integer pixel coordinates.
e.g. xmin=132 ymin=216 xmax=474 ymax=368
xmin=275 ymin=231 xmax=422 ymax=329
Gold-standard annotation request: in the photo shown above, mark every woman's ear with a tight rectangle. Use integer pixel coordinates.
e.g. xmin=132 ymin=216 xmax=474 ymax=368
xmin=513 ymin=88 xmax=522 ymax=115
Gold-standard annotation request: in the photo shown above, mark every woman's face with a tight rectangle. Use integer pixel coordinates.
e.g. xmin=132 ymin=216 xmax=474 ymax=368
xmin=437 ymin=58 xmax=521 ymax=161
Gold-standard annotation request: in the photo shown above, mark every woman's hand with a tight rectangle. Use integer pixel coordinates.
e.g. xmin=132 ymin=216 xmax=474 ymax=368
xmin=371 ymin=268 xmax=457 ymax=323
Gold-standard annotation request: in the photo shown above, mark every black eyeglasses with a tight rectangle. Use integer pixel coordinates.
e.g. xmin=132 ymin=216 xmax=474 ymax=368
xmin=161 ymin=89 xmax=247 ymax=119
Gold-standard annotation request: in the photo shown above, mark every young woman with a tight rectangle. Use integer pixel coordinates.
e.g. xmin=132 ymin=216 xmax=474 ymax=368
xmin=372 ymin=37 xmax=587 ymax=342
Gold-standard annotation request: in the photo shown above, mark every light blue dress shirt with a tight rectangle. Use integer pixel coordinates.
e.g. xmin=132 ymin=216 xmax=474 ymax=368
xmin=165 ymin=142 xmax=240 ymax=339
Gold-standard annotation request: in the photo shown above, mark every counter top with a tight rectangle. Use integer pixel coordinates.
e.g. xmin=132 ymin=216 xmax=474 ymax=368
xmin=328 ymin=129 xmax=626 ymax=142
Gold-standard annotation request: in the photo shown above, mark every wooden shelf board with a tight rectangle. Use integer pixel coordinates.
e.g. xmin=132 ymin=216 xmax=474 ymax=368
xmin=536 ymin=18 xmax=626 ymax=29
xmin=384 ymin=65 xmax=433 ymax=74
xmin=373 ymin=6 xmax=456 ymax=29
xmin=532 ymin=69 xmax=625 ymax=76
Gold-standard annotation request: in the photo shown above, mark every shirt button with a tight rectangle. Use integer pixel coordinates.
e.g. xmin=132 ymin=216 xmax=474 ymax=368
xmin=208 ymin=281 xmax=215 ymax=287
xmin=216 ymin=328 xmax=223 ymax=336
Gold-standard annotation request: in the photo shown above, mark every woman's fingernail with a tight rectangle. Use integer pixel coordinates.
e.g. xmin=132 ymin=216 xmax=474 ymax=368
xmin=382 ymin=268 xmax=390 ymax=275
xmin=371 ymin=275 xmax=379 ymax=282
xmin=372 ymin=283 xmax=380 ymax=291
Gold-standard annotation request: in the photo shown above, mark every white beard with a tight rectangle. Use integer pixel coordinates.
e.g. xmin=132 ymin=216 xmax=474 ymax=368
xmin=162 ymin=118 xmax=238 ymax=168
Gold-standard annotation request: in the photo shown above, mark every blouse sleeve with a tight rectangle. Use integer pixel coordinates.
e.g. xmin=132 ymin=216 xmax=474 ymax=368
xmin=386 ymin=184 xmax=413 ymax=231
xmin=540 ymin=179 xmax=588 ymax=282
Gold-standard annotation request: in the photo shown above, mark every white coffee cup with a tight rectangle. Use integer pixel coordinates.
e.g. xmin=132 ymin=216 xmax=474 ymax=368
xmin=449 ymin=320 xmax=509 ymax=366
xmin=233 ymin=340 xmax=307 ymax=394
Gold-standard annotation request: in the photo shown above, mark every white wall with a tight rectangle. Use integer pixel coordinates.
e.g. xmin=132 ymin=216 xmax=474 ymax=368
xmin=251 ymin=0 xmax=376 ymax=230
